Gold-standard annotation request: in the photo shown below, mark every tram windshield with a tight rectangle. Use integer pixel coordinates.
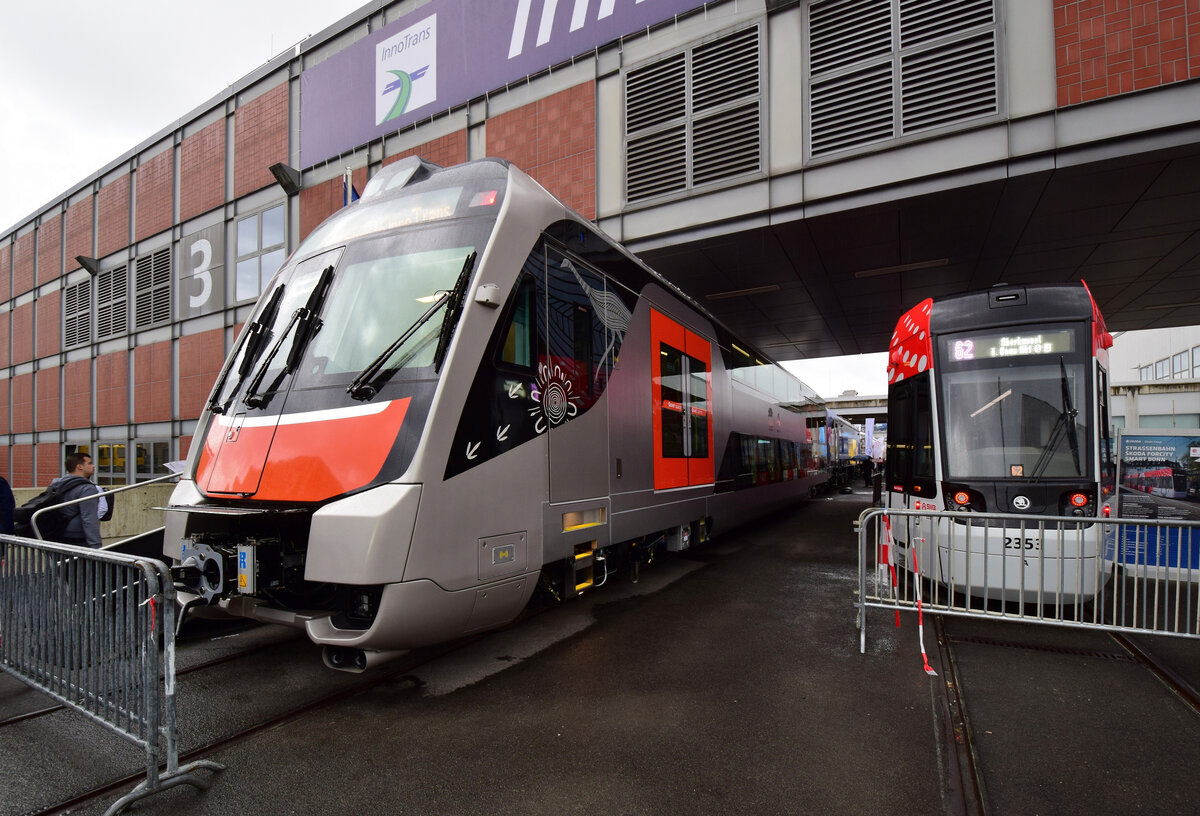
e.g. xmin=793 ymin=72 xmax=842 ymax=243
xmin=936 ymin=325 xmax=1093 ymax=480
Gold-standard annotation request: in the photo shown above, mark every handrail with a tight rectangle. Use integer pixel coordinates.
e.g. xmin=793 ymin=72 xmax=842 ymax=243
xmin=30 ymin=472 xmax=180 ymax=541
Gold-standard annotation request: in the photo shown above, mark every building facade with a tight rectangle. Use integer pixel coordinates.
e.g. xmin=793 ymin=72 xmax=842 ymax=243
xmin=2 ymin=0 xmax=1199 ymax=487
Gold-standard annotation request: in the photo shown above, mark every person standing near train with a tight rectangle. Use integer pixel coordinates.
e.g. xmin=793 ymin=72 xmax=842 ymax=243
xmin=50 ymin=453 xmax=103 ymax=548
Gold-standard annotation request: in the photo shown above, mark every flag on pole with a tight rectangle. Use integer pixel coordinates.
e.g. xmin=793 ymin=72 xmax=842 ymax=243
xmin=343 ymin=168 xmax=360 ymax=207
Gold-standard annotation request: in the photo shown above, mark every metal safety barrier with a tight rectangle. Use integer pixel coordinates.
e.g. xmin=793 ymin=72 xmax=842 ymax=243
xmin=856 ymin=507 xmax=1200 ymax=653
xmin=0 ymin=534 xmax=223 ymax=815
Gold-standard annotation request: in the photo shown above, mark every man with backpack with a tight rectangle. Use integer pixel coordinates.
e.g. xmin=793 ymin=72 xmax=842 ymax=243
xmin=46 ymin=453 xmax=104 ymax=548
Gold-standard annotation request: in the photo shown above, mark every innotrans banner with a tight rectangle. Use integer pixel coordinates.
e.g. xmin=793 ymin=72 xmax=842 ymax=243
xmin=300 ymin=0 xmax=710 ymax=167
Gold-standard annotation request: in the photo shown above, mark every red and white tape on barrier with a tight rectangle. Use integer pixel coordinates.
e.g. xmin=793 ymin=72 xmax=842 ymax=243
xmin=883 ymin=512 xmax=938 ymax=677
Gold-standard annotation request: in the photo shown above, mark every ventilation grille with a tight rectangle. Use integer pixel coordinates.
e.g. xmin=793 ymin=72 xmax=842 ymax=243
xmin=808 ymin=0 xmax=999 ymax=159
xmin=809 ymin=0 xmax=891 ymax=75
xmin=97 ymin=265 xmax=128 ymax=340
xmin=900 ymin=0 xmax=994 ymax=47
xmin=63 ymin=280 xmax=91 ymax=348
xmin=134 ymin=247 xmax=172 ymax=330
xmin=901 ymin=32 xmax=997 ymax=133
xmin=626 ymin=25 xmax=762 ymax=203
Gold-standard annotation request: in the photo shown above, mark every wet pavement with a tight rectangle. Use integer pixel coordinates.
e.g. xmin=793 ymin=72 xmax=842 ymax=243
xmin=4 ymin=488 xmax=1198 ymax=815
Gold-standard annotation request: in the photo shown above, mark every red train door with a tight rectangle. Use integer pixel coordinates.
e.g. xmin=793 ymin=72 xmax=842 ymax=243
xmin=650 ymin=309 xmax=714 ymax=490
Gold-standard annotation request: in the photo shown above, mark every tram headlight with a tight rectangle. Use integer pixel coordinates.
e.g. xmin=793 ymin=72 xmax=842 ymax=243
xmin=1060 ymin=491 xmax=1095 ymax=518
xmin=944 ymin=484 xmax=983 ymax=512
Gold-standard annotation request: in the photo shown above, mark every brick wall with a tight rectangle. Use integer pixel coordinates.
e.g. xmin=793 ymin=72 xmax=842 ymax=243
xmin=234 ymin=84 xmax=289 ymax=199
xmin=36 ymin=442 xmax=60 ymax=487
xmin=64 ymin=359 xmax=92 ymax=429
xmin=12 ymin=445 xmax=33 ymax=489
xmin=13 ymin=232 xmax=34 ymax=297
xmin=178 ymin=329 xmax=226 ymax=419
xmin=299 ymin=166 xmax=369 ymax=243
xmin=96 ymin=350 xmax=129 ymax=426
xmin=11 ymin=373 xmax=33 ymax=434
xmin=0 ymin=379 xmax=8 ymax=435
xmin=11 ymin=302 xmax=33 ymax=365
xmin=97 ymin=175 xmax=131 ymax=258
xmin=35 ymin=367 xmax=59 ymax=431
xmin=181 ymin=119 xmax=227 ymax=221
xmin=487 ymin=82 xmax=597 ymax=220
xmin=37 ymin=214 xmax=62 ymax=286
xmin=1056 ymin=0 xmax=1200 ymax=105
xmin=133 ymin=340 xmax=172 ymax=423
xmin=0 ymin=311 xmax=7 ymax=369
xmin=36 ymin=290 xmax=60 ymax=359
xmin=384 ymin=131 xmax=469 ymax=170
xmin=136 ymin=149 xmax=174 ymax=241
xmin=64 ymin=197 xmax=94 ymax=268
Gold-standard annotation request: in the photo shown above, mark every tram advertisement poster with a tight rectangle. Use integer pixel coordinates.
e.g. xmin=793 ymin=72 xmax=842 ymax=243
xmin=1110 ymin=429 xmax=1200 ymax=575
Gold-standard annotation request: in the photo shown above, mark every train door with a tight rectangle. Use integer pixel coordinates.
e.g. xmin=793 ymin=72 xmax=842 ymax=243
xmin=650 ymin=309 xmax=714 ymax=490
xmin=544 ymin=245 xmax=610 ymax=504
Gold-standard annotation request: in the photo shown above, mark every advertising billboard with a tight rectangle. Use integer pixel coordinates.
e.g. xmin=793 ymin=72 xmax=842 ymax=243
xmin=300 ymin=0 xmax=709 ymax=167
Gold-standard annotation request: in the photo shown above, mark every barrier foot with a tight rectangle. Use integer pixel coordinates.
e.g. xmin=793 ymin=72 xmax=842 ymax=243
xmin=103 ymin=760 xmax=226 ymax=816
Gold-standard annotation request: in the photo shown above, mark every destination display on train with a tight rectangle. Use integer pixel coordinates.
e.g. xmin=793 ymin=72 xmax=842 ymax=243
xmin=942 ymin=329 xmax=1075 ymax=362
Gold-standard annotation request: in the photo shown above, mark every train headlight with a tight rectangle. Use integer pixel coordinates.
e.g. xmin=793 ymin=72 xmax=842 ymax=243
xmin=1069 ymin=493 xmax=1089 ymax=508
xmin=953 ymin=491 xmax=971 ymax=507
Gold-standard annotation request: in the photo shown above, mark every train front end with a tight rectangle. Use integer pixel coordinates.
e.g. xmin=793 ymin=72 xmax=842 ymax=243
xmin=164 ymin=158 xmax=521 ymax=667
xmin=887 ymin=283 xmax=1114 ymax=603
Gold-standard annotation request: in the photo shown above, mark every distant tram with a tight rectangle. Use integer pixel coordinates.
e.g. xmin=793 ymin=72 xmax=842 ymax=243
xmin=884 ymin=282 xmax=1115 ymax=602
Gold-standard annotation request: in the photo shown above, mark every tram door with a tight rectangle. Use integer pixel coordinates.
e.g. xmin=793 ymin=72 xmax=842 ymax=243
xmin=544 ymin=246 xmax=610 ymax=504
xmin=650 ymin=309 xmax=714 ymax=490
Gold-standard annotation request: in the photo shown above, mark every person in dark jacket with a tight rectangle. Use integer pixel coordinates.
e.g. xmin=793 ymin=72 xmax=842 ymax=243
xmin=0 ymin=474 xmax=14 ymax=534
xmin=51 ymin=453 xmax=103 ymax=548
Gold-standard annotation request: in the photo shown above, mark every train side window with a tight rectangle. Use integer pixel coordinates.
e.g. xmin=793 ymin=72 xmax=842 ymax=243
xmin=500 ymin=276 xmax=536 ymax=368
xmin=689 ymin=356 xmax=709 ymax=458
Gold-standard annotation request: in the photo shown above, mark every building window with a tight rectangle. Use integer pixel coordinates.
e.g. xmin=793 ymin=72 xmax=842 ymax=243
xmin=94 ymin=441 xmax=127 ymax=486
xmin=236 ymin=203 xmax=287 ymax=302
xmin=1173 ymin=350 xmax=1189 ymax=379
xmin=805 ymin=0 xmax=1001 ymax=160
xmin=133 ymin=247 xmax=172 ymax=330
xmin=1139 ymin=365 xmax=1153 ymax=381
xmin=134 ymin=439 xmax=172 ymax=482
xmin=1193 ymin=345 xmax=1200 ymax=376
xmin=1154 ymin=358 xmax=1169 ymax=379
xmin=97 ymin=265 xmax=129 ymax=340
xmin=63 ymin=279 xmax=91 ymax=348
xmin=624 ymin=25 xmax=763 ymax=203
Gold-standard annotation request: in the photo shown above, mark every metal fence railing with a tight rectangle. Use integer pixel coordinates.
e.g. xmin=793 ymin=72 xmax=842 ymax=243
xmin=0 ymin=534 xmax=223 ymax=815
xmin=856 ymin=507 xmax=1200 ymax=653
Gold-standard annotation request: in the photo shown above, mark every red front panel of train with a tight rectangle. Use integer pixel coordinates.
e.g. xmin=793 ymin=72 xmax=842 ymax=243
xmin=196 ymin=398 xmax=410 ymax=501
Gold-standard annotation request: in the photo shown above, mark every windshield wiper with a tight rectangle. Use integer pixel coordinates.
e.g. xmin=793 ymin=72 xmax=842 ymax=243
xmin=1030 ymin=357 xmax=1081 ymax=479
xmin=347 ymin=251 xmax=477 ymax=401
xmin=208 ymin=285 xmax=286 ymax=415
xmin=243 ymin=265 xmax=335 ymax=409
xmin=433 ymin=251 xmax=477 ymax=372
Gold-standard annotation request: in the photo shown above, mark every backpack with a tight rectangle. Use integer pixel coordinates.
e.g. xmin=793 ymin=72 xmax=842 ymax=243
xmin=13 ymin=476 xmax=92 ymax=540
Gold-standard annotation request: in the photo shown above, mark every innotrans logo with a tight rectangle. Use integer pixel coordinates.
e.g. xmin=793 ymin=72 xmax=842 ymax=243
xmin=376 ymin=14 xmax=438 ymax=126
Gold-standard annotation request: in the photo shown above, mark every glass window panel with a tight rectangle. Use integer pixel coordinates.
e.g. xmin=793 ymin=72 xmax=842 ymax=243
xmin=260 ymin=248 xmax=287 ymax=289
xmin=237 ymin=216 xmax=259 ymax=256
xmin=236 ymin=258 xmax=261 ymax=302
xmin=262 ymin=205 xmax=285 ymax=249
xmin=660 ymin=344 xmax=686 ymax=458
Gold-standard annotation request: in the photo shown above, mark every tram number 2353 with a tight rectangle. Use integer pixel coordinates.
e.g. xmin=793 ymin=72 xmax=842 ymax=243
xmin=1003 ymin=536 xmax=1040 ymax=551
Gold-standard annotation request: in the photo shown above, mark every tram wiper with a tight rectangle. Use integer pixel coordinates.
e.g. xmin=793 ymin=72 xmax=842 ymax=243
xmin=1030 ymin=358 xmax=1081 ymax=479
xmin=347 ymin=251 xmax=476 ymax=401
xmin=208 ymin=285 xmax=285 ymax=415
xmin=243 ymin=265 xmax=335 ymax=409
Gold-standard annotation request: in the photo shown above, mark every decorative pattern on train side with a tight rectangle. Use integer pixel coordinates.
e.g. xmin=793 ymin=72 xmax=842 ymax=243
xmin=445 ymin=239 xmax=635 ymax=479
xmin=887 ymin=297 xmax=933 ymax=384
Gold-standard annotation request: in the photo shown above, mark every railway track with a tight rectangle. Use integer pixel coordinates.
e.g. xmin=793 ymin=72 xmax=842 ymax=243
xmin=932 ymin=617 xmax=1200 ymax=816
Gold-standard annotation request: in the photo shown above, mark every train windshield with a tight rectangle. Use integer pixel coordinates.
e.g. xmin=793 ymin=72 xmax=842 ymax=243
xmin=936 ymin=324 xmax=1093 ymax=480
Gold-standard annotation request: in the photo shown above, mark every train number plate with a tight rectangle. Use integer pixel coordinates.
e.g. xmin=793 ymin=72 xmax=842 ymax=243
xmin=1003 ymin=536 xmax=1040 ymax=551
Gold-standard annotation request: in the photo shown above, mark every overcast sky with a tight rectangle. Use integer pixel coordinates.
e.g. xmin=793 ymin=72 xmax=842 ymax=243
xmin=0 ymin=1 xmax=368 ymax=233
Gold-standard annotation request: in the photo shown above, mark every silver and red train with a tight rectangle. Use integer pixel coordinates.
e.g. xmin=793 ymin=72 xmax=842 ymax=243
xmin=165 ymin=157 xmax=831 ymax=669
xmin=884 ymin=282 xmax=1116 ymax=602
